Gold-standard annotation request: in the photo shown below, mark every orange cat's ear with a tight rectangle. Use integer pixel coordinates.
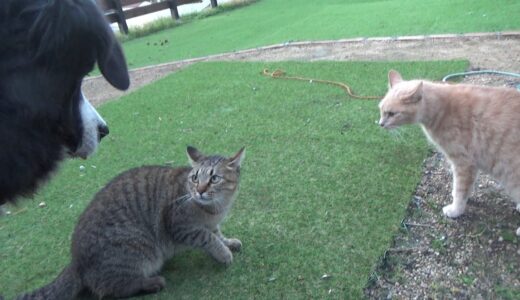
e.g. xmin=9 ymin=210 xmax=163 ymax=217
xmin=187 ymin=146 xmax=204 ymax=165
xmin=388 ymin=70 xmax=403 ymax=87
xmin=403 ymin=81 xmax=423 ymax=104
xmin=228 ymin=147 xmax=245 ymax=170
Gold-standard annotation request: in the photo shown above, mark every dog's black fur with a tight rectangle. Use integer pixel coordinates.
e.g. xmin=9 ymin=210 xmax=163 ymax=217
xmin=0 ymin=0 xmax=129 ymax=204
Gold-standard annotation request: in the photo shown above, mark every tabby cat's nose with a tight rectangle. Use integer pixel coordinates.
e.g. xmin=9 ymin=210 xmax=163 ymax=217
xmin=197 ymin=184 xmax=208 ymax=194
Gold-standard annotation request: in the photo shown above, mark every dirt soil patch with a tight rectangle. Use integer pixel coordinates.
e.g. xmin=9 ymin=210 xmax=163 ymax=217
xmin=83 ymin=32 xmax=520 ymax=106
xmin=83 ymin=33 xmax=520 ymax=299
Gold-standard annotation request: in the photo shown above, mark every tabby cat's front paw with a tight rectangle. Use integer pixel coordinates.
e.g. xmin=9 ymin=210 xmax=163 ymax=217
xmin=142 ymin=276 xmax=167 ymax=294
xmin=442 ymin=203 xmax=465 ymax=218
xmin=214 ymin=247 xmax=233 ymax=266
xmin=224 ymin=238 xmax=242 ymax=252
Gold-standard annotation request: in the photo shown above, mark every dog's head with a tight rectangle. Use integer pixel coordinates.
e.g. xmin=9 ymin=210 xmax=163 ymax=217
xmin=0 ymin=0 xmax=129 ymax=158
xmin=0 ymin=0 xmax=129 ymax=203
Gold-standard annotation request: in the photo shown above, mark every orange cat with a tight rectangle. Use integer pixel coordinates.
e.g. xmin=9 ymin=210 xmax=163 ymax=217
xmin=378 ymin=70 xmax=520 ymax=235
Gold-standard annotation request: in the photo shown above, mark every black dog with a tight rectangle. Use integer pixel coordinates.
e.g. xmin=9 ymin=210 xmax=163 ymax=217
xmin=0 ymin=0 xmax=130 ymax=204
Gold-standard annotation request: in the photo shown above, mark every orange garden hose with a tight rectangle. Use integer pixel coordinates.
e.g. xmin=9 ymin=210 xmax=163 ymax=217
xmin=261 ymin=69 xmax=383 ymax=100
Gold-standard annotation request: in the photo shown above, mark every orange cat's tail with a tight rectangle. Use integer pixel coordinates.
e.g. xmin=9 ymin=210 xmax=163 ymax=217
xmin=16 ymin=264 xmax=82 ymax=300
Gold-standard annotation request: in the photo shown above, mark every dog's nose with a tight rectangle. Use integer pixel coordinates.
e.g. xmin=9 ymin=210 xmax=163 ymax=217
xmin=98 ymin=124 xmax=109 ymax=140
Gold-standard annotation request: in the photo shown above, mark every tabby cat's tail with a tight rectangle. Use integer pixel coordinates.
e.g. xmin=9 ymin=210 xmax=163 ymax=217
xmin=16 ymin=264 xmax=82 ymax=300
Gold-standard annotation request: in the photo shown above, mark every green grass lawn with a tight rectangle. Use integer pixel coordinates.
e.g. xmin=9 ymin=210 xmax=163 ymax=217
xmin=120 ymin=0 xmax=519 ymax=70
xmin=0 ymin=60 xmax=467 ymax=299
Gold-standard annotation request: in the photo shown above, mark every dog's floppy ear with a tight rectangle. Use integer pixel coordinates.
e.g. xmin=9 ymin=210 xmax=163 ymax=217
xmin=97 ymin=37 xmax=130 ymax=90
xmin=91 ymin=1 xmax=130 ymax=90
xmin=28 ymin=0 xmax=130 ymax=91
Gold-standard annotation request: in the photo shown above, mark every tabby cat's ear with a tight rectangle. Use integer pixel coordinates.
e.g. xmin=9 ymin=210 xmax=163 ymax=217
xmin=228 ymin=147 xmax=245 ymax=170
xmin=388 ymin=70 xmax=403 ymax=88
xmin=187 ymin=146 xmax=204 ymax=165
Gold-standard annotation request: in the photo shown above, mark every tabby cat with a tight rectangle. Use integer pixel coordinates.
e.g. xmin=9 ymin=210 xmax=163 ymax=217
xmin=378 ymin=70 xmax=520 ymax=235
xmin=18 ymin=146 xmax=245 ymax=299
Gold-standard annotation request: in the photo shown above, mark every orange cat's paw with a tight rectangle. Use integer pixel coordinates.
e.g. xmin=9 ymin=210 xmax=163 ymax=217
xmin=442 ymin=204 xmax=465 ymax=218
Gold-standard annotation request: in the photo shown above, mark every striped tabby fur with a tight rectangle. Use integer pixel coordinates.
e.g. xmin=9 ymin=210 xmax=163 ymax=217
xmin=379 ymin=70 xmax=520 ymax=235
xmin=18 ymin=146 xmax=245 ymax=299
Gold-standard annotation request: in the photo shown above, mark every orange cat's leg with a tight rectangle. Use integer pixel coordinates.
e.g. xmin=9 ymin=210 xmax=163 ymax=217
xmin=443 ymin=164 xmax=477 ymax=218
xmin=513 ymin=204 xmax=520 ymax=236
xmin=504 ymin=186 xmax=520 ymax=236
xmin=512 ymin=199 xmax=520 ymax=236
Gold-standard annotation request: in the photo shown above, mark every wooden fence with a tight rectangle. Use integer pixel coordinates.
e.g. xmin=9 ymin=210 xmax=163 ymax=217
xmin=97 ymin=0 xmax=218 ymax=34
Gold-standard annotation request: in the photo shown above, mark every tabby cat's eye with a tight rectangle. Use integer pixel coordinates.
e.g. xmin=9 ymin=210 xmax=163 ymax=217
xmin=210 ymin=175 xmax=221 ymax=184
xmin=191 ymin=174 xmax=198 ymax=183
